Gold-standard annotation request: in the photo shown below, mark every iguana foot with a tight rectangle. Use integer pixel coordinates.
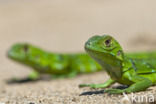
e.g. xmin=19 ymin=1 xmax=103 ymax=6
xmin=104 ymin=88 xmax=124 ymax=94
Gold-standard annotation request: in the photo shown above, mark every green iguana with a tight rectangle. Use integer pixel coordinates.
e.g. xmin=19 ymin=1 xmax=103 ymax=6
xmin=79 ymin=35 xmax=156 ymax=94
xmin=7 ymin=43 xmax=102 ymax=81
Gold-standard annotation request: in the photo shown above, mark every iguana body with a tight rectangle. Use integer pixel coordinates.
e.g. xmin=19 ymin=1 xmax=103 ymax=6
xmin=79 ymin=35 xmax=156 ymax=94
xmin=8 ymin=43 xmax=101 ymax=80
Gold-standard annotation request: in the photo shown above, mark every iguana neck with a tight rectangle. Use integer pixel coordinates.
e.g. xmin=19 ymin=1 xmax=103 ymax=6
xmin=121 ymin=56 xmax=135 ymax=73
xmin=88 ymin=51 xmax=123 ymax=80
xmin=99 ymin=59 xmax=122 ymax=80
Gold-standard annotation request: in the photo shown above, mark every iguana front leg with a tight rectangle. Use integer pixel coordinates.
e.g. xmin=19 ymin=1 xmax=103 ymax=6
xmin=7 ymin=70 xmax=40 ymax=83
xmin=28 ymin=70 xmax=40 ymax=80
xmin=105 ymin=76 xmax=153 ymax=94
xmin=79 ymin=78 xmax=115 ymax=88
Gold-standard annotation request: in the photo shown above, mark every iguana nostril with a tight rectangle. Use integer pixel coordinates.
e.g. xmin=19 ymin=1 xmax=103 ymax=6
xmin=86 ymin=42 xmax=91 ymax=46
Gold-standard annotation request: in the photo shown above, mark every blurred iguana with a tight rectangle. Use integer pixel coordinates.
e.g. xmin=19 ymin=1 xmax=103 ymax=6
xmin=7 ymin=43 xmax=101 ymax=81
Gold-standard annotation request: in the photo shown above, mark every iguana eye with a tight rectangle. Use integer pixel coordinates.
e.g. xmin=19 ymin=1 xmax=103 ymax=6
xmin=104 ymin=39 xmax=111 ymax=47
xmin=23 ymin=44 xmax=29 ymax=52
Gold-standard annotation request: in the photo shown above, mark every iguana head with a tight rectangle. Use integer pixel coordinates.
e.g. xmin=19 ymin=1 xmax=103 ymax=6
xmin=8 ymin=43 xmax=47 ymax=71
xmin=7 ymin=43 xmax=68 ymax=74
xmin=85 ymin=35 xmax=124 ymax=79
xmin=8 ymin=43 xmax=30 ymax=62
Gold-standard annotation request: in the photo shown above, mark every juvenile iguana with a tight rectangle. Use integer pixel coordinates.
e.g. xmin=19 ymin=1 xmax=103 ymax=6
xmin=79 ymin=35 xmax=156 ymax=94
xmin=7 ymin=43 xmax=101 ymax=81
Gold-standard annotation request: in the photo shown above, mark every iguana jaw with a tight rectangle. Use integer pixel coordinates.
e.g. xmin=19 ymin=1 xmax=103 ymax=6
xmin=85 ymin=35 xmax=124 ymax=79
xmin=85 ymin=47 xmax=122 ymax=79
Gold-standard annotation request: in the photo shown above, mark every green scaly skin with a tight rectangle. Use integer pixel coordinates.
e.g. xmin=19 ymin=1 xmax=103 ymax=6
xmin=79 ymin=35 xmax=156 ymax=94
xmin=7 ymin=43 xmax=102 ymax=81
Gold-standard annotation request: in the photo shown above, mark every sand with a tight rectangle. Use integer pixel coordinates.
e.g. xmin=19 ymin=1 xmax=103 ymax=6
xmin=1 ymin=0 xmax=156 ymax=104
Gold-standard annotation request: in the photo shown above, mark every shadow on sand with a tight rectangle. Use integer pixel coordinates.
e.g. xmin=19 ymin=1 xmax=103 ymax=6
xmin=6 ymin=76 xmax=51 ymax=84
xmin=80 ymin=85 xmax=128 ymax=96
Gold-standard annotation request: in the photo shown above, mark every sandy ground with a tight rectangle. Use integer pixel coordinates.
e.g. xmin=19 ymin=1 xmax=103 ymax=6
xmin=1 ymin=0 xmax=156 ymax=104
